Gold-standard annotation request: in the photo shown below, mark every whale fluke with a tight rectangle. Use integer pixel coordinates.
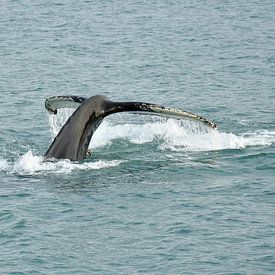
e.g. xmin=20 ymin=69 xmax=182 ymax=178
xmin=45 ymin=95 xmax=217 ymax=161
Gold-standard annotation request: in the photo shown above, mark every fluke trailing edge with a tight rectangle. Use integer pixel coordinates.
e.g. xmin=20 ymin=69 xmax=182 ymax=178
xmin=45 ymin=95 xmax=217 ymax=161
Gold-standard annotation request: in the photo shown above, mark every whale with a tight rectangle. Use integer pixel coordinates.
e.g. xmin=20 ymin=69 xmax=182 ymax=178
xmin=44 ymin=95 xmax=216 ymax=161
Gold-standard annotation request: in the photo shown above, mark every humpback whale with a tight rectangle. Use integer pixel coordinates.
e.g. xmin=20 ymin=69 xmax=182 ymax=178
xmin=45 ymin=95 xmax=216 ymax=161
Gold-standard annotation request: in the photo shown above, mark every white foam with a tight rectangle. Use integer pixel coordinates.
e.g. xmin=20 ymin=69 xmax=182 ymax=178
xmin=1 ymin=116 xmax=274 ymax=176
xmin=91 ymin=119 xmax=275 ymax=152
xmin=11 ymin=151 xmax=123 ymax=175
xmin=0 ymin=159 xmax=9 ymax=172
xmin=48 ymin=111 xmax=275 ymax=152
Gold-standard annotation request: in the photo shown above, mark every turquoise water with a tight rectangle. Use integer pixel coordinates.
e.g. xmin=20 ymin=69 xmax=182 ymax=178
xmin=1 ymin=0 xmax=275 ymax=274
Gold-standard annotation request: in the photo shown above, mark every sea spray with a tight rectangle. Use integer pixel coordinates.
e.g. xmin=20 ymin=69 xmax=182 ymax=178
xmin=10 ymin=151 xmax=123 ymax=175
xmin=48 ymin=111 xmax=275 ymax=152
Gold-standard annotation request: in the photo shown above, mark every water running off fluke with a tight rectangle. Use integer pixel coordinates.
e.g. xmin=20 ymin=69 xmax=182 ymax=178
xmin=44 ymin=95 xmax=217 ymax=161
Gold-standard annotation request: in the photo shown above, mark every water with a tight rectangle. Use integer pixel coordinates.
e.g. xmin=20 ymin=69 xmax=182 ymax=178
xmin=0 ymin=0 xmax=274 ymax=274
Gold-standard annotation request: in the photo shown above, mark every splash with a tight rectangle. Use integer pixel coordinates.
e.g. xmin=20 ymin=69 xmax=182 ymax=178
xmin=1 ymin=113 xmax=274 ymax=176
xmin=48 ymin=110 xmax=275 ymax=152
xmin=92 ymin=120 xmax=275 ymax=151
xmin=0 ymin=159 xmax=9 ymax=172
xmin=0 ymin=151 xmax=123 ymax=176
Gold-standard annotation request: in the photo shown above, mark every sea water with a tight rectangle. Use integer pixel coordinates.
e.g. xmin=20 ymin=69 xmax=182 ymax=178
xmin=0 ymin=0 xmax=274 ymax=274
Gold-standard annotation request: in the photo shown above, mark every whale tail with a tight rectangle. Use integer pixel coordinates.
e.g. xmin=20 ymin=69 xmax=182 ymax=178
xmin=45 ymin=95 xmax=217 ymax=161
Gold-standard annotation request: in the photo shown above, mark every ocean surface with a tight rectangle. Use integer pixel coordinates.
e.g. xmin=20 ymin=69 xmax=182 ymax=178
xmin=0 ymin=0 xmax=274 ymax=274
